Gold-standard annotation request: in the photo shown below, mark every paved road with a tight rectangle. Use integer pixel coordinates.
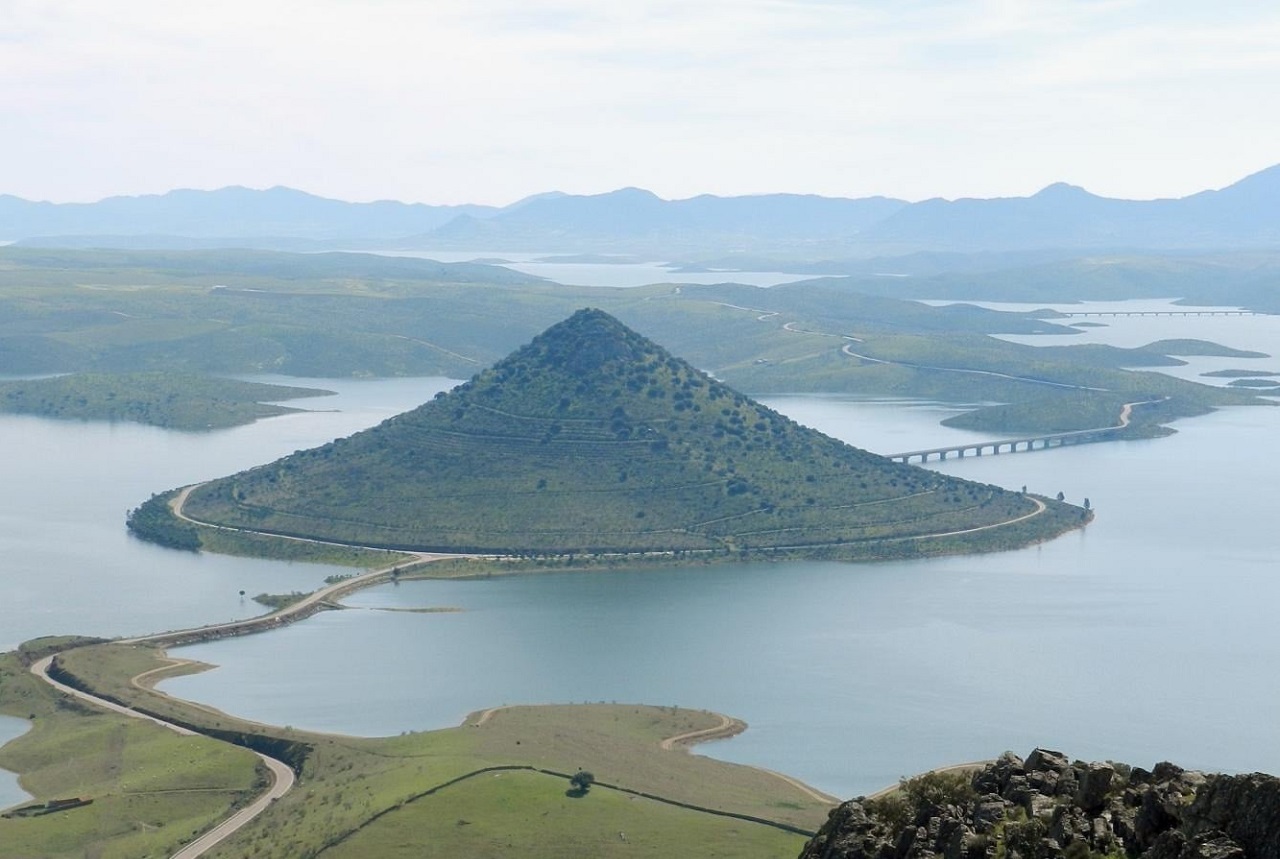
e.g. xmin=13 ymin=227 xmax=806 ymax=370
xmin=841 ymin=342 xmax=1112 ymax=392
xmin=30 ymin=656 xmax=295 ymax=859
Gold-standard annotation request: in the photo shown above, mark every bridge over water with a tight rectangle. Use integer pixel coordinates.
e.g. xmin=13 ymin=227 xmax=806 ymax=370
xmin=1058 ymin=310 xmax=1260 ymax=318
xmin=886 ymin=425 xmax=1127 ymax=464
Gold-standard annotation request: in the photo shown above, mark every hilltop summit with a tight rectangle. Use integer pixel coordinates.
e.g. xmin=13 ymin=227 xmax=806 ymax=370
xmin=181 ymin=309 xmax=1078 ymax=556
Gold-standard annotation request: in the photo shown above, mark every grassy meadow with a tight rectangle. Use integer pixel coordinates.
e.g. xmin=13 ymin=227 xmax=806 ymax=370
xmin=6 ymin=642 xmax=832 ymax=858
xmin=0 ymin=645 xmax=264 ymax=859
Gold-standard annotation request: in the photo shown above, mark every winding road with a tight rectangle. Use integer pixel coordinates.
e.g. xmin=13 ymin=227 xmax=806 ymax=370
xmin=29 ymin=655 xmax=295 ymax=859
xmin=22 ymin=430 xmax=1069 ymax=855
xmin=840 ymin=341 xmax=1111 ymax=392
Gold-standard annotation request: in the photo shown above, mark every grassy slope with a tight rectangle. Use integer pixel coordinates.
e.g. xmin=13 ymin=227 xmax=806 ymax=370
xmin=27 ymin=643 xmax=830 ymax=859
xmin=317 ymin=770 xmax=805 ymax=859
xmin=0 ymin=372 xmax=332 ymax=430
xmin=178 ymin=310 xmax=1071 ymax=557
xmin=0 ymin=646 xmax=262 ymax=859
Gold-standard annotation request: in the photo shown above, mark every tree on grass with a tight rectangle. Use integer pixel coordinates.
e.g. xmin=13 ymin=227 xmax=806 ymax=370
xmin=567 ymin=770 xmax=595 ymax=797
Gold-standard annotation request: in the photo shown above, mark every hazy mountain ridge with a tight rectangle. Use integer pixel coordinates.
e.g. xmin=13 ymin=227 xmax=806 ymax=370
xmin=0 ymin=185 xmax=498 ymax=241
xmin=858 ymin=165 xmax=1280 ymax=251
xmin=407 ymin=187 xmax=909 ymax=250
xmin=7 ymin=165 xmax=1276 ymax=254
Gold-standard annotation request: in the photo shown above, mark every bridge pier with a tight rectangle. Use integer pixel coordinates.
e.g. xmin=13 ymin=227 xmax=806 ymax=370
xmin=886 ymin=421 xmax=1135 ymax=465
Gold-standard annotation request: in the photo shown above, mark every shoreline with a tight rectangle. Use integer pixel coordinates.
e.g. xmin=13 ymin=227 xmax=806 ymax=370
xmin=18 ymin=653 xmax=837 ymax=853
xmin=0 ymin=715 xmax=33 ymax=812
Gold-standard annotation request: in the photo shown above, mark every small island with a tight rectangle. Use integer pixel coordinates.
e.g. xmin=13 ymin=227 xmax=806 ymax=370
xmin=140 ymin=309 xmax=1088 ymax=562
xmin=0 ymin=372 xmax=333 ymax=430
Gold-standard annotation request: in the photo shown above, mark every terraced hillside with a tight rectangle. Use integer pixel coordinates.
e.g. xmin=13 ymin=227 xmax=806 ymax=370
xmin=181 ymin=309 xmax=1079 ymax=556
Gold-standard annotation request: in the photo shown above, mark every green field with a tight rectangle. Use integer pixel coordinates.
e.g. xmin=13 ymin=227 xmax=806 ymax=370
xmin=4 ymin=642 xmax=832 ymax=859
xmin=0 ymin=645 xmax=263 ymax=859
xmin=318 ymin=769 xmax=806 ymax=859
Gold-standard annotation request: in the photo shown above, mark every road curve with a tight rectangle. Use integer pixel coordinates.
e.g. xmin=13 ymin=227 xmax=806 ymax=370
xmin=30 ymin=656 xmax=295 ymax=859
xmin=658 ymin=711 xmax=744 ymax=751
xmin=168 ymin=753 xmax=293 ymax=859
xmin=841 ymin=342 xmax=1111 ymax=392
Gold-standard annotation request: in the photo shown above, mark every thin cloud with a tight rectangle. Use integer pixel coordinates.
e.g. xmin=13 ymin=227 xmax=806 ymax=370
xmin=2 ymin=0 xmax=1277 ymax=204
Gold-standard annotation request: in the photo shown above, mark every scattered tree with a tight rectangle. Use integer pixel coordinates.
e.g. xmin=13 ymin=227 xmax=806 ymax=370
xmin=567 ymin=770 xmax=595 ymax=796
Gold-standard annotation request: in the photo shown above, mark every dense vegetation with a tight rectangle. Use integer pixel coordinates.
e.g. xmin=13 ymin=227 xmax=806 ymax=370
xmin=126 ymin=491 xmax=201 ymax=551
xmin=179 ymin=310 xmax=1079 ymax=557
xmin=0 ymin=248 xmax=1264 ymax=439
xmin=0 ymin=372 xmax=330 ymax=430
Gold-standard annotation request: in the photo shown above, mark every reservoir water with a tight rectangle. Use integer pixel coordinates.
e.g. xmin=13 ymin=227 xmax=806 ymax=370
xmin=0 ymin=377 xmax=456 ymax=649
xmin=2 ymin=305 xmax=1277 ymax=800
xmin=158 ymin=401 xmax=1280 ymax=798
xmin=368 ymin=250 xmax=817 ymax=288
xmin=0 ymin=715 xmax=30 ymax=811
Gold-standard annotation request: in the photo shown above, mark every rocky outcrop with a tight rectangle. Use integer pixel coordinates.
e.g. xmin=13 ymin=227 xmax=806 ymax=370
xmin=798 ymin=750 xmax=1280 ymax=859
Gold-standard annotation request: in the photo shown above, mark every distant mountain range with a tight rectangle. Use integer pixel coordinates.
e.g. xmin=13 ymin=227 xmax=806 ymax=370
xmin=0 ymin=185 xmax=500 ymax=242
xmin=4 ymin=164 xmax=1278 ymax=255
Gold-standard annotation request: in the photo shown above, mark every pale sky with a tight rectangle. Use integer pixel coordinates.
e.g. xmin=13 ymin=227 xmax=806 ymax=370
xmin=3 ymin=0 xmax=1278 ymax=205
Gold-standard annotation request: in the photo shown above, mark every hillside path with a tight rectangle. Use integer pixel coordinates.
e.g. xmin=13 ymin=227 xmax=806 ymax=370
xmin=30 ymin=656 xmax=295 ymax=859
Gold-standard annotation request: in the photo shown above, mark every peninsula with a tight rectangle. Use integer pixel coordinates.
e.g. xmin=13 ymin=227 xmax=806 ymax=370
xmin=151 ymin=309 xmax=1085 ymax=561
xmin=0 ymin=373 xmax=332 ymax=430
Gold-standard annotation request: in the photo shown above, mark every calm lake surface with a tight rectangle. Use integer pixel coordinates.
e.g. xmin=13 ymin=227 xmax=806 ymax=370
xmin=0 ymin=715 xmax=30 ymax=811
xmin=3 ymin=306 xmax=1278 ymax=800
xmin=0 ymin=377 xmax=457 ymax=650
xmin=370 ymin=250 xmax=817 ymax=288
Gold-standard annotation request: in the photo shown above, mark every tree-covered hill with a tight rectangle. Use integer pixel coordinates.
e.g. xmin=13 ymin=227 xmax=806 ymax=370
xmin=180 ymin=310 xmax=1082 ymax=557
xmin=0 ymin=373 xmax=330 ymax=430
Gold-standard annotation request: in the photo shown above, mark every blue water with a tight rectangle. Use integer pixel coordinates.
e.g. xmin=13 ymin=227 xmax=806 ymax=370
xmin=161 ymin=399 xmax=1280 ymax=798
xmin=368 ymin=250 xmax=817 ymax=288
xmin=0 ymin=715 xmax=30 ymax=811
xmin=2 ymin=307 xmax=1277 ymax=802
xmin=0 ymin=377 xmax=456 ymax=649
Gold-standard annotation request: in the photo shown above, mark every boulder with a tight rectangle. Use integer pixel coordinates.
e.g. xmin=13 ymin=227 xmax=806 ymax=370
xmin=798 ymin=754 xmax=1279 ymax=859
xmin=1183 ymin=773 xmax=1280 ymax=858
xmin=1145 ymin=830 xmax=1246 ymax=859
xmin=1024 ymin=748 xmax=1070 ymax=774
xmin=970 ymin=796 xmax=1007 ymax=834
xmin=1073 ymin=762 xmax=1115 ymax=813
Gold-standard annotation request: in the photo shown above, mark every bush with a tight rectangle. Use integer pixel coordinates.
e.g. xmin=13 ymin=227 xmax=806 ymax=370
xmin=900 ymin=770 xmax=975 ymax=810
xmin=126 ymin=492 xmax=201 ymax=551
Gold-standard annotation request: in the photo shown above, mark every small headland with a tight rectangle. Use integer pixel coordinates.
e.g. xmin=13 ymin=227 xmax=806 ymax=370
xmin=7 ymin=636 xmax=833 ymax=858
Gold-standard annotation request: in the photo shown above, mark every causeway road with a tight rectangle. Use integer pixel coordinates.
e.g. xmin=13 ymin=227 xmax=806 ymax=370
xmin=30 ymin=656 xmax=295 ymax=859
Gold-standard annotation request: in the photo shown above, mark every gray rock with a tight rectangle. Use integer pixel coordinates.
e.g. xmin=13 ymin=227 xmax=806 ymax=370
xmin=971 ymin=796 xmax=1007 ymax=834
xmin=1024 ymin=748 xmax=1070 ymax=774
xmin=989 ymin=752 xmax=1025 ymax=794
xmin=1027 ymin=793 xmax=1057 ymax=819
xmin=1049 ymin=804 xmax=1088 ymax=847
xmin=1146 ymin=830 xmax=1246 ymax=859
xmin=1183 ymin=773 xmax=1280 ymax=858
xmin=798 ymin=754 xmax=1280 ymax=859
xmin=1053 ymin=769 xmax=1079 ymax=799
xmin=1002 ymin=774 xmax=1032 ymax=805
xmin=1074 ymin=762 xmax=1115 ymax=813
xmin=1135 ymin=783 xmax=1185 ymax=850
xmin=1026 ymin=769 xmax=1059 ymax=795
xmin=1153 ymin=761 xmax=1187 ymax=783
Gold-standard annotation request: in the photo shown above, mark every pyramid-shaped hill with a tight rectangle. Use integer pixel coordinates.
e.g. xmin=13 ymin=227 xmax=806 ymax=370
xmin=181 ymin=309 xmax=1076 ymax=556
